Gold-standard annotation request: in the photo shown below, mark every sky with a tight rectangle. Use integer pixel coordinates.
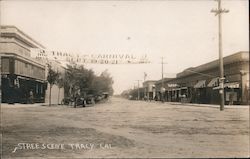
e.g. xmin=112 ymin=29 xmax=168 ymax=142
xmin=1 ymin=0 xmax=249 ymax=94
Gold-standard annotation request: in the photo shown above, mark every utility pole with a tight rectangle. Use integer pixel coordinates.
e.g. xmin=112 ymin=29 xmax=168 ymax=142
xmin=0 ymin=43 xmax=1 ymax=106
xmin=0 ymin=2 xmax=2 ymax=157
xmin=211 ymin=0 xmax=229 ymax=111
xmin=136 ymin=80 xmax=141 ymax=100
xmin=160 ymin=57 xmax=167 ymax=102
xmin=161 ymin=57 xmax=164 ymax=89
xmin=143 ymin=72 xmax=147 ymax=100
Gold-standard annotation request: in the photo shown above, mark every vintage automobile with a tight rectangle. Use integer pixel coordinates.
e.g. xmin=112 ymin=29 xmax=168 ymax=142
xmin=61 ymin=96 xmax=86 ymax=107
xmin=85 ymin=94 xmax=95 ymax=104
xmin=61 ymin=92 xmax=108 ymax=107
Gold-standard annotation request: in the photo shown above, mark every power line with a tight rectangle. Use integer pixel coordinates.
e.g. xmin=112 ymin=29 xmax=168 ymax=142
xmin=185 ymin=69 xmax=216 ymax=78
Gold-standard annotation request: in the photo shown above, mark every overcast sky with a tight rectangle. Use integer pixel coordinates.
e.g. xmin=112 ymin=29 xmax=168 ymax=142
xmin=1 ymin=0 xmax=249 ymax=94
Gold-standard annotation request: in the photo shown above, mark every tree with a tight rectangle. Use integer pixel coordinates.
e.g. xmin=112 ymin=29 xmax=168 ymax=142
xmin=47 ymin=64 xmax=59 ymax=106
xmin=91 ymin=69 xmax=114 ymax=95
xmin=64 ymin=64 xmax=114 ymax=106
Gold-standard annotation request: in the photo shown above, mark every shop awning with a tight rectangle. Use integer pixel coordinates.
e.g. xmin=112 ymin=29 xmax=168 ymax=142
xmin=172 ymin=88 xmax=181 ymax=91
xmin=167 ymin=84 xmax=179 ymax=88
xmin=169 ymin=87 xmax=187 ymax=91
xmin=207 ymin=77 xmax=219 ymax=87
xmin=224 ymin=82 xmax=240 ymax=88
xmin=194 ymin=80 xmax=206 ymax=88
xmin=213 ymin=82 xmax=240 ymax=90
xmin=17 ymin=76 xmax=46 ymax=83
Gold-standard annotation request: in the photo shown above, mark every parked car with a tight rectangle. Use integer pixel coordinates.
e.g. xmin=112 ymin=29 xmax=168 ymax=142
xmin=86 ymin=94 xmax=95 ymax=104
xmin=61 ymin=96 xmax=86 ymax=107
xmin=94 ymin=95 xmax=103 ymax=102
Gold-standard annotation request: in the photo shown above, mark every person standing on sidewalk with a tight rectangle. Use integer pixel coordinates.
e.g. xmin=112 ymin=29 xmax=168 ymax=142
xmin=229 ymin=92 xmax=234 ymax=105
xmin=29 ymin=90 xmax=34 ymax=104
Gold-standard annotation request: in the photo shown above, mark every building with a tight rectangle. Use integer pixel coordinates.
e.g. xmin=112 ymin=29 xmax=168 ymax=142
xmin=143 ymin=80 xmax=157 ymax=100
xmin=30 ymin=48 xmax=68 ymax=105
xmin=155 ymin=51 xmax=249 ymax=105
xmin=44 ymin=60 xmax=66 ymax=105
xmin=154 ymin=78 xmax=175 ymax=101
xmin=0 ymin=25 xmax=47 ymax=103
xmin=0 ymin=25 xmax=67 ymax=104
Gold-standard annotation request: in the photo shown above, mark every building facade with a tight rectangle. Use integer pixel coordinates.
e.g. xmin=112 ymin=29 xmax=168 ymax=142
xmin=30 ymin=49 xmax=69 ymax=105
xmin=143 ymin=80 xmax=157 ymax=100
xmin=45 ymin=60 xmax=65 ymax=105
xmin=0 ymin=26 xmax=47 ymax=103
xmin=155 ymin=51 xmax=249 ymax=105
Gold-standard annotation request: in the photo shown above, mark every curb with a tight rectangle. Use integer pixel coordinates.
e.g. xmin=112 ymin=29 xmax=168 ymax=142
xmin=168 ymin=102 xmax=249 ymax=109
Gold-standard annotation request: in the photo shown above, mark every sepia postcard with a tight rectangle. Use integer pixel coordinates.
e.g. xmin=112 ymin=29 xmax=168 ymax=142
xmin=0 ymin=0 xmax=249 ymax=158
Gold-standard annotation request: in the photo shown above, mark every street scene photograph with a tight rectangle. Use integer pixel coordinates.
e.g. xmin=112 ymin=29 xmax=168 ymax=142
xmin=0 ymin=0 xmax=249 ymax=158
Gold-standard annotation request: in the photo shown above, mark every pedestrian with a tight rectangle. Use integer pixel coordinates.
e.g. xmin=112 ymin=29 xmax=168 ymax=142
xmin=29 ymin=90 xmax=34 ymax=104
xmin=181 ymin=94 xmax=186 ymax=104
xmin=82 ymin=97 xmax=86 ymax=107
xmin=229 ymin=92 xmax=234 ymax=105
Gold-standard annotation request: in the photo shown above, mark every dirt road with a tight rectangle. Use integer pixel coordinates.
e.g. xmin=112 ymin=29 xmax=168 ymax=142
xmin=1 ymin=97 xmax=249 ymax=158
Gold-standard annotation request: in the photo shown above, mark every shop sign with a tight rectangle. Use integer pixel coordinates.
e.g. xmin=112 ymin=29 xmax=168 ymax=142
xmin=167 ymin=84 xmax=179 ymax=88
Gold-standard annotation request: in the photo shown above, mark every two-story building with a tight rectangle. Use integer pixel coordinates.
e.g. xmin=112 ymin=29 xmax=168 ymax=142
xmin=0 ymin=25 xmax=47 ymax=103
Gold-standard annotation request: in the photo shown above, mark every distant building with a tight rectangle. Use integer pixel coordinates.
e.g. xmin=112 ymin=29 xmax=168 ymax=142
xmin=142 ymin=80 xmax=157 ymax=100
xmin=129 ymin=87 xmax=145 ymax=100
xmin=155 ymin=51 xmax=249 ymax=105
xmin=154 ymin=78 xmax=175 ymax=101
xmin=0 ymin=25 xmax=47 ymax=103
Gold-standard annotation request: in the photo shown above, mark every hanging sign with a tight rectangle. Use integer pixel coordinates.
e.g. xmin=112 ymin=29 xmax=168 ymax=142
xmin=31 ymin=49 xmax=150 ymax=64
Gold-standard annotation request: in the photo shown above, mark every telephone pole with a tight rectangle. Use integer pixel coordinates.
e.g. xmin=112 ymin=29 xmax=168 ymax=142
xmin=160 ymin=57 xmax=167 ymax=102
xmin=136 ymin=80 xmax=141 ymax=100
xmin=143 ymin=72 xmax=147 ymax=100
xmin=161 ymin=57 xmax=164 ymax=89
xmin=211 ymin=0 xmax=229 ymax=111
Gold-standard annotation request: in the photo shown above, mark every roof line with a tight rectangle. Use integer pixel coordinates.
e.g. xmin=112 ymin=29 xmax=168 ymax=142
xmin=1 ymin=25 xmax=46 ymax=49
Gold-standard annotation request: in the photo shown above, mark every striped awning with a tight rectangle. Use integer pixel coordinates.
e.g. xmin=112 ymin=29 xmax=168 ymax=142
xmin=194 ymin=80 xmax=206 ymax=88
xmin=207 ymin=77 xmax=219 ymax=87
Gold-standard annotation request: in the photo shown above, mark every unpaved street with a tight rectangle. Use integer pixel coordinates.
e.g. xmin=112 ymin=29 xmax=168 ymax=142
xmin=1 ymin=97 xmax=249 ymax=158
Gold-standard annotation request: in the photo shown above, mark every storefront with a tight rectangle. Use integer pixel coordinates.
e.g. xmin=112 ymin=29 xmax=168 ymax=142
xmin=1 ymin=26 xmax=47 ymax=104
xmin=1 ymin=56 xmax=47 ymax=103
xmin=155 ymin=51 xmax=249 ymax=105
xmin=2 ymin=75 xmax=47 ymax=103
xmin=213 ymin=82 xmax=241 ymax=105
